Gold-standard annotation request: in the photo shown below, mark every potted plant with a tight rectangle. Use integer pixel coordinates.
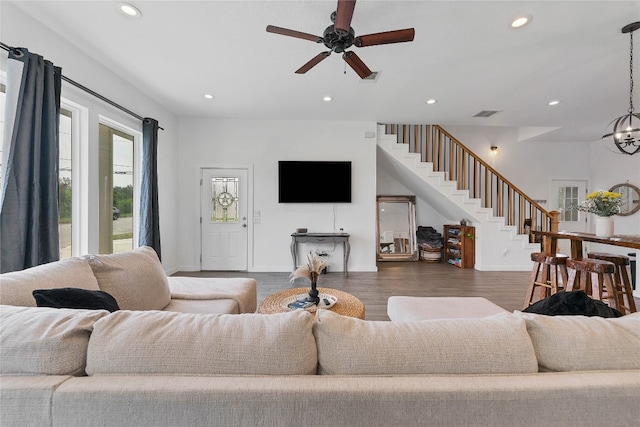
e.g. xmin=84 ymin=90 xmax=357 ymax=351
xmin=573 ymin=190 xmax=623 ymax=237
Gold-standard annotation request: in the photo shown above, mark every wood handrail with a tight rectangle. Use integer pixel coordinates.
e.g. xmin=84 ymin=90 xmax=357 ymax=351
xmin=383 ymin=124 xmax=559 ymax=238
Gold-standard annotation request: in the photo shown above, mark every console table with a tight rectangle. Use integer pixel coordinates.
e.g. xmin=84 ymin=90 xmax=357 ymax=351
xmin=291 ymin=233 xmax=350 ymax=275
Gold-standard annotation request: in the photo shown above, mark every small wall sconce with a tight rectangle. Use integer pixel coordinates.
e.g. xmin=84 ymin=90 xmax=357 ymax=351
xmin=490 ymin=146 xmax=498 ymax=155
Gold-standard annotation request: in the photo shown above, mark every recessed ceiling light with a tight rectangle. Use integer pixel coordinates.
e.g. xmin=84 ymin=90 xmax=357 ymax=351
xmin=548 ymin=100 xmax=560 ymax=106
xmin=204 ymin=94 xmax=215 ymax=100
xmin=426 ymin=99 xmax=437 ymax=104
xmin=119 ymin=3 xmax=142 ymax=18
xmin=323 ymin=96 xmax=332 ymax=102
xmin=511 ymin=15 xmax=531 ymax=29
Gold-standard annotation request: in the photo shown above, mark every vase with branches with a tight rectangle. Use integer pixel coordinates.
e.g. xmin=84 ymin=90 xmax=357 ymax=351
xmin=290 ymin=252 xmax=328 ymax=305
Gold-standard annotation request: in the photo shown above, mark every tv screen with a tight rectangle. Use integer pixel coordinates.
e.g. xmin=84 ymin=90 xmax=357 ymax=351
xmin=278 ymin=161 xmax=352 ymax=203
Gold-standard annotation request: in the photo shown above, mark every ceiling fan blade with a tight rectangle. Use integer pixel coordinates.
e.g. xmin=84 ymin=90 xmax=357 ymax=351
xmin=342 ymin=51 xmax=372 ymax=79
xmin=355 ymin=28 xmax=415 ymax=47
xmin=335 ymin=0 xmax=356 ymax=35
xmin=295 ymin=52 xmax=331 ymax=74
xmin=266 ymin=25 xmax=323 ymax=43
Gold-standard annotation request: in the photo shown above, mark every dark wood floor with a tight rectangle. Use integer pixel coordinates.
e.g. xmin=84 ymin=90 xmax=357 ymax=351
xmin=174 ymin=261 xmax=537 ymax=320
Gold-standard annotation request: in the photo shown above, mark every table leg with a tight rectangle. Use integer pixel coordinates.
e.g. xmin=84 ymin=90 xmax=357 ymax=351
xmin=543 ymin=236 xmax=557 ymax=255
xmin=344 ymin=239 xmax=350 ymax=276
xmin=571 ymin=241 xmax=583 ymax=259
xmin=290 ymin=238 xmax=297 ymax=270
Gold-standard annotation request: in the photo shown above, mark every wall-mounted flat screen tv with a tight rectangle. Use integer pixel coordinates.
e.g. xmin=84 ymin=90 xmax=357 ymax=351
xmin=278 ymin=161 xmax=352 ymax=203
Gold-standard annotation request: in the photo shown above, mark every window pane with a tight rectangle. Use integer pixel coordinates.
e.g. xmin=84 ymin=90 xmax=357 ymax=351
xmin=558 ymin=186 xmax=579 ymax=222
xmin=210 ymin=177 xmax=239 ymax=222
xmin=99 ymin=124 xmax=134 ymax=254
xmin=59 ymin=109 xmax=72 ymax=258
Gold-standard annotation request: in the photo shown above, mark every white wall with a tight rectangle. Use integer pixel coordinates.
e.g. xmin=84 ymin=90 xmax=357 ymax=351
xmin=2 ymin=3 xmax=181 ymax=272
xmin=177 ymin=119 xmax=378 ymax=272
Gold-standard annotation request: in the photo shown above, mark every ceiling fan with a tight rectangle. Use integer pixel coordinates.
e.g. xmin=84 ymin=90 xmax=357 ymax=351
xmin=266 ymin=0 xmax=415 ymax=79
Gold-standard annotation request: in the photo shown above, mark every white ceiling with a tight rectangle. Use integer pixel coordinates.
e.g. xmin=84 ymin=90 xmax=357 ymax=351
xmin=8 ymin=0 xmax=640 ymax=143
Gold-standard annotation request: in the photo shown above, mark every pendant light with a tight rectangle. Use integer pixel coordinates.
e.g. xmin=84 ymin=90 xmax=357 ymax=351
xmin=602 ymin=22 xmax=640 ymax=155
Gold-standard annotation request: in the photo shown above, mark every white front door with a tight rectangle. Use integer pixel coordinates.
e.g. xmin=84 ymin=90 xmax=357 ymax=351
xmin=551 ymin=179 xmax=588 ymax=255
xmin=201 ymin=168 xmax=248 ymax=270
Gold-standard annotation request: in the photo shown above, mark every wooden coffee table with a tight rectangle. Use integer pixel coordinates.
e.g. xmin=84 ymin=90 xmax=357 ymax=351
xmin=258 ymin=287 xmax=365 ymax=319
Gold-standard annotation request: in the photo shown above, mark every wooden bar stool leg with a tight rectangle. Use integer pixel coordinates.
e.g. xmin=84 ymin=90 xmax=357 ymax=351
xmin=524 ymin=261 xmax=543 ymax=308
xmin=559 ymin=265 xmax=569 ymax=291
xmin=622 ymin=264 xmax=637 ymax=313
xmin=539 ymin=263 xmax=550 ymax=300
xmin=566 ymin=268 xmax=577 ymax=291
xmin=602 ymin=273 xmax=620 ymax=311
xmin=582 ymin=271 xmax=591 ymax=295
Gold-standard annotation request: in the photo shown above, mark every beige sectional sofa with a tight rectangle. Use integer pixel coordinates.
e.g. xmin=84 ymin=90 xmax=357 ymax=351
xmin=0 ymin=246 xmax=257 ymax=315
xmin=1 ymin=303 xmax=639 ymax=426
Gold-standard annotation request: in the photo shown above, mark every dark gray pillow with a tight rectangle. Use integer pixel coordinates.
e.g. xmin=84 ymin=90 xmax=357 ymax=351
xmin=523 ymin=290 xmax=622 ymax=318
xmin=33 ymin=287 xmax=120 ymax=312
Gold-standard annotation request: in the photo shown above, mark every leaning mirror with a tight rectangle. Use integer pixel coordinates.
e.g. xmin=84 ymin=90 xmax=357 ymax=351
xmin=376 ymin=195 xmax=418 ymax=261
xmin=609 ymin=183 xmax=640 ymax=216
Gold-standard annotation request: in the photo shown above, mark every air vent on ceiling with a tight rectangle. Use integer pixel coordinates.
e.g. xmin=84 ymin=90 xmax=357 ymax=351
xmin=473 ymin=110 xmax=501 ymax=118
xmin=360 ymin=71 xmax=380 ymax=83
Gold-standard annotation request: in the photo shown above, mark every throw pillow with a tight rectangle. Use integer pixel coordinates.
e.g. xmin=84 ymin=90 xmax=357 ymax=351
xmin=33 ymin=288 xmax=120 ymax=312
xmin=86 ymin=246 xmax=171 ymax=310
xmin=523 ymin=290 xmax=622 ymax=317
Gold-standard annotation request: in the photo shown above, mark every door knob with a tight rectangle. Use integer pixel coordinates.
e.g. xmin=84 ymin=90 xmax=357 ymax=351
xmin=242 ymin=224 xmax=247 ymax=228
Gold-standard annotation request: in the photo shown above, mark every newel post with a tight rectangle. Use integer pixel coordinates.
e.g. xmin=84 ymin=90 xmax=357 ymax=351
xmin=549 ymin=211 xmax=560 ymax=232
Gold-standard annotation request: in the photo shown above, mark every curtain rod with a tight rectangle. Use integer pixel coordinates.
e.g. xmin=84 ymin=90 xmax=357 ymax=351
xmin=1 ymin=42 xmax=163 ymax=130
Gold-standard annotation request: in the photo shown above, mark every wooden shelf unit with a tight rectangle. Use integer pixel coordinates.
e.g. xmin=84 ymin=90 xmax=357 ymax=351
xmin=443 ymin=225 xmax=475 ymax=268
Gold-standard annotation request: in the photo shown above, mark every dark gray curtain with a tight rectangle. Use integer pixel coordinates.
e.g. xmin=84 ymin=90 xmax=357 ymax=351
xmin=1 ymin=48 xmax=61 ymax=273
xmin=139 ymin=118 xmax=161 ymax=260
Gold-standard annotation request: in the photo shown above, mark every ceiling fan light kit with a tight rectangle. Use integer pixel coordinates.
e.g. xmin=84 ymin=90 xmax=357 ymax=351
xmin=602 ymin=21 xmax=640 ymax=156
xmin=266 ymin=0 xmax=415 ymax=79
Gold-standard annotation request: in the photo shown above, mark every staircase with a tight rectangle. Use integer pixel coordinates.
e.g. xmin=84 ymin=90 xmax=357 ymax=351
xmin=377 ymin=124 xmax=559 ymax=271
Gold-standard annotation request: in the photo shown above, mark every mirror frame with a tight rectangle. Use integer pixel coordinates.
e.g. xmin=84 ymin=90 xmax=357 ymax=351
xmin=376 ymin=195 xmax=418 ymax=261
xmin=609 ymin=183 xmax=640 ymax=216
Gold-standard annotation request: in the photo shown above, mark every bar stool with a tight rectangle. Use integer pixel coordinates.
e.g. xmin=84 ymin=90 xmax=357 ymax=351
xmin=523 ymin=252 xmax=568 ymax=308
xmin=587 ymin=252 xmax=636 ymax=314
xmin=566 ymin=258 xmax=620 ymax=312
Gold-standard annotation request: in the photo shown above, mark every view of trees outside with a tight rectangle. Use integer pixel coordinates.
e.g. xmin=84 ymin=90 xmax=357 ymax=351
xmin=111 ymin=132 xmax=134 ymax=253
xmin=59 ymin=110 xmax=72 ymax=258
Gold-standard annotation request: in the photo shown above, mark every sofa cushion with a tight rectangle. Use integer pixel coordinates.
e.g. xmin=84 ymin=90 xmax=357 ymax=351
xmin=0 ymin=305 xmax=109 ymax=375
xmin=86 ymin=310 xmax=317 ymax=375
xmin=86 ymin=246 xmax=170 ymax=310
xmin=516 ymin=311 xmax=640 ymax=372
xmin=33 ymin=288 xmax=120 ymax=312
xmin=0 ymin=257 xmax=100 ymax=307
xmin=313 ymin=310 xmax=538 ymax=375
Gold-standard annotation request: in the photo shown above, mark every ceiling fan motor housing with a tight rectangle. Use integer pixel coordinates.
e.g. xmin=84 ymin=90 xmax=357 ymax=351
xmin=323 ymin=25 xmax=355 ymax=53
